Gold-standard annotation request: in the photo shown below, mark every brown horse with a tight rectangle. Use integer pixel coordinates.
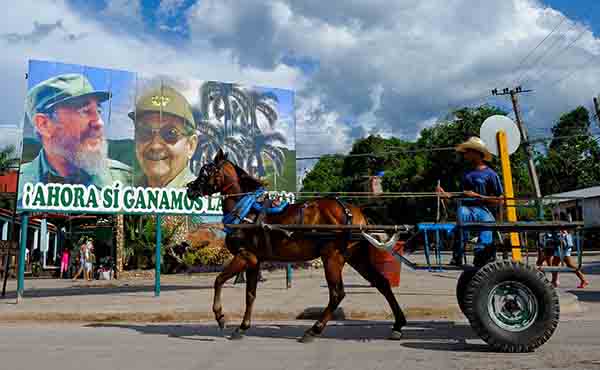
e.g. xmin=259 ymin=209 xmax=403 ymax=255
xmin=186 ymin=149 xmax=407 ymax=342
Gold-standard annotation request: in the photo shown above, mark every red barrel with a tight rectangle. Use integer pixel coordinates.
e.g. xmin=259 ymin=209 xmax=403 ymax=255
xmin=369 ymin=241 xmax=403 ymax=287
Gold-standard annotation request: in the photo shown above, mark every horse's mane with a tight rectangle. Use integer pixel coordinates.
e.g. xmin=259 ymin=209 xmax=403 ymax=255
xmin=231 ymin=162 xmax=266 ymax=191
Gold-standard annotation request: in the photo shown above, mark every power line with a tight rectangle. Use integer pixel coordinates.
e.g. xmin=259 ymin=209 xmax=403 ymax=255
xmin=529 ymin=131 xmax=600 ymax=144
xmin=297 ymin=145 xmax=457 ymax=161
xmin=431 ymin=18 xmax=568 ymax=132
xmin=542 ymin=51 xmax=600 ymax=88
xmin=514 ymin=19 xmax=573 ymax=86
xmin=523 ymin=26 xmax=588 ymax=86
xmin=368 ymin=20 xmax=566 ymax=133
xmin=298 ymin=130 xmax=600 ymax=162
xmin=512 ymin=17 xmax=566 ymax=74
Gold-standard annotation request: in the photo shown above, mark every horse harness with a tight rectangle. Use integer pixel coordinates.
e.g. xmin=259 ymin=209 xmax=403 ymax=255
xmin=225 ymin=193 xmax=354 ymax=259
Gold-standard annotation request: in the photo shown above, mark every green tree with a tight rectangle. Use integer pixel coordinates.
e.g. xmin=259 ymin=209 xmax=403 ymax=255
xmin=538 ymin=106 xmax=600 ymax=194
xmin=301 ymin=105 xmax=537 ymax=224
xmin=123 ymin=215 xmax=184 ymax=270
xmin=301 ymin=155 xmax=347 ymax=193
xmin=0 ymin=145 xmax=19 ymax=210
xmin=0 ymin=145 xmax=19 ymax=174
xmin=416 ymin=105 xmax=532 ymax=196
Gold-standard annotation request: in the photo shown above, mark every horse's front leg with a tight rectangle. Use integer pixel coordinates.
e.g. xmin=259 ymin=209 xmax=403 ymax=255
xmin=213 ymin=254 xmax=248 ymax=331
xmin=231 ymin=254 xmax=259 ymax=340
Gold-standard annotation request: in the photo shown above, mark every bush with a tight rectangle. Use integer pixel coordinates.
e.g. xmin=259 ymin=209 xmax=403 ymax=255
xmin=194 ymin=240 xmax=233 ymax=266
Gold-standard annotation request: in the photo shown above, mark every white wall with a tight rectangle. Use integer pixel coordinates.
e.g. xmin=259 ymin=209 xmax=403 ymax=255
xmin=584 ymin=197 xmax=600 ymax=228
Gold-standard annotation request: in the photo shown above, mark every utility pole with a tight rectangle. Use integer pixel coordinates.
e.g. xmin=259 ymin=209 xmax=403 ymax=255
xmin=491 ymin=86 xmax=542 ymax=198
xmin=593 ymin=96 xmax=600 ymax=126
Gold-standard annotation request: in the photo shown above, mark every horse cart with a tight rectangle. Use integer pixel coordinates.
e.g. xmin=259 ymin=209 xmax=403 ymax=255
xmin=222 ymin=210 xmax=585 ymax=353
xmin=186 ymin=147 xmax=589 ymax=354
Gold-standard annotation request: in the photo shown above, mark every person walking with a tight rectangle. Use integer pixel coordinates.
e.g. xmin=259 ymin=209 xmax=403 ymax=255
xmin=59 ymin=247 xmax=70 ymax=279
xmin=84 ymin=239 xmax=95 ymax=281
xmin=72 ymin=239 xmax=87 ymax=281
xmin=550 ymin=213 xmax=589 ymax=289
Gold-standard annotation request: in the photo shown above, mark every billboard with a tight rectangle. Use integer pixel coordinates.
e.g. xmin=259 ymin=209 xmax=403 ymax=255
xmin=17 ymin=60 xmax=296 ymax=215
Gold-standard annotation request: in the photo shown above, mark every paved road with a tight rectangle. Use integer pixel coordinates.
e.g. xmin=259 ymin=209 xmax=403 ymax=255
xmin=2 ymin=317 xmax=600 ymax=370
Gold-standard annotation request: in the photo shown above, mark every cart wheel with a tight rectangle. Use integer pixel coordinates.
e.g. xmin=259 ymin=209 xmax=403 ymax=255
xmin=456 ymin=267 xmax=477 ymax=316
xmin=464 ymin=261 xmax=559 ymax=353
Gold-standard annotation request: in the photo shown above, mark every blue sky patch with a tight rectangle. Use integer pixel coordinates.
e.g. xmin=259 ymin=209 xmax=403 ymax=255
xmin=542 ymin=0 xmax=599 ymax=36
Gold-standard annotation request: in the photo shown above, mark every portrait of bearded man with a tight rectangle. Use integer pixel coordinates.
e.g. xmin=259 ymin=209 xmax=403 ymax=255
xmin=19 ymin=73 xmax=131 ymax=200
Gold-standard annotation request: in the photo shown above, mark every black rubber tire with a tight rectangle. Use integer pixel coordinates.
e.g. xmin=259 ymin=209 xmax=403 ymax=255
xmin=456 ymin=268 xmax=478 ymax=317
xmin=464 ymin=261 xmax=559 ymax=353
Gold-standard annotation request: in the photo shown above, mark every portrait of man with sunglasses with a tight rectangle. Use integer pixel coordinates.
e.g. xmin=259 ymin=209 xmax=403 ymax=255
xmin=19 ymin=73 xmax=132 ymax=195
xmin=129 ymin=85 xmax=198 ymax=188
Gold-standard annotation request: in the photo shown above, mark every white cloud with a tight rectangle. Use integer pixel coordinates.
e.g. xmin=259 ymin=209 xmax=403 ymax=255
xmin=158 ymin=0 xmax=186 ymax=17
xmin=0 ymin=126 xmax=23 ymax=157
xmin=187 ymin=0 xmax=600 ymax=143
xmin=103 ymin=0 xmax=142 ymax=22
xmin=0 ymin=0 xmax=303 ymax=136
xmin=1 ymin=0 xmax=600 ymax=179
xmin=295 ymin=94 xmax=353 ymax=157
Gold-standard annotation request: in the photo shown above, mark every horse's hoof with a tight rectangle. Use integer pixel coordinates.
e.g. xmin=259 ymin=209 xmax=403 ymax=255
xmin=389 ymin=330 xmax=403 ymax=340
xmin=230 ymin=328 xmax=246 ymax=340
xmin=298 ymin=329 xmax=319 ymax=343
xmin=216 ymin=315 xmax=226 ymax=330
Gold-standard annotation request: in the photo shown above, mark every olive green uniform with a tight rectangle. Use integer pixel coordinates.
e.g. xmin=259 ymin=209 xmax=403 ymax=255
xmin=130 ymin=84 xmax=198 ymax=189
xmin=19 ymin=150 xmax=131 ymax=188
xmin=135 ymin=166 xmax=196 ymax=189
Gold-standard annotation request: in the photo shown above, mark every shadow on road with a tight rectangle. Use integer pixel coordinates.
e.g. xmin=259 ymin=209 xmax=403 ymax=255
xmin=85 ymin=320 xmax=484 ymax=350
xmin=581 ymin=262 xmax=600 ymax=275
xmin=0 ymin=284 xmax=212 ymax=300
xmin=568 ymin=289 xmax=600 ymax=302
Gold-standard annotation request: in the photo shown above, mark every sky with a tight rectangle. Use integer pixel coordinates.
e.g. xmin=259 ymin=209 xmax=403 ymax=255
xmin=0 ymin=0 xmax=599 ymax=181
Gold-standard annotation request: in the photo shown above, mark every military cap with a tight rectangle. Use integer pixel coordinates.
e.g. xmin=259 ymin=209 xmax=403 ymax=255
xmin=128 ymin=85 xmax=196 ymax=134
xmin=25 ymin=74 xmax=111 ymax=120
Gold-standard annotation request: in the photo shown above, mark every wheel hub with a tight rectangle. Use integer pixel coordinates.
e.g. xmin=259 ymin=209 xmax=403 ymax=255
xmin=488 ymin=281 xmax=538 ymax=332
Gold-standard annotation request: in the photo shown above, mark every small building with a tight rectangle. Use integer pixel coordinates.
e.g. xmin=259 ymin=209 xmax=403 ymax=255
xmin=0 ymin=209 xmax=59 ymax=275
xmin=545 ymin=186 xmax=600 ymax=229
xmin=0 ymin=170 xmax=17 ymax=193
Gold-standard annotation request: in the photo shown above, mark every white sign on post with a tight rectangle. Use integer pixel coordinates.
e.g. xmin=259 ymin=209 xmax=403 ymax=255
xmin=480 ymin=115 xmax=521 ymax=156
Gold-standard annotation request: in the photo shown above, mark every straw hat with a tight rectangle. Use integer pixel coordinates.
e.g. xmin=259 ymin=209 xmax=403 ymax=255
xmin=456 ymin=136 xmax=493 ymax=161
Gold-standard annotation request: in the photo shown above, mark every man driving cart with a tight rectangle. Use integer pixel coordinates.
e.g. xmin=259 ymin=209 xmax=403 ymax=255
xmin=436 ymin=136 xmax=504 ymax=267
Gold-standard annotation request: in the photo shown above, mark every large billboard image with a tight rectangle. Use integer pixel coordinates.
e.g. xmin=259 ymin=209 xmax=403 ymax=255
xmin=18 ymin=60 xmax=296 ymax=215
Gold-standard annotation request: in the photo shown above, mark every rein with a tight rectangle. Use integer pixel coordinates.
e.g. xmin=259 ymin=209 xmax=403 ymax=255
xmin=221 ymin=181 xmax=236 ymax=194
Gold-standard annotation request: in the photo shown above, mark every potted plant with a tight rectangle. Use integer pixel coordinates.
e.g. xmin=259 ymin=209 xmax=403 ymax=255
xmin=97 ymin=256 xmax=115 ymax=280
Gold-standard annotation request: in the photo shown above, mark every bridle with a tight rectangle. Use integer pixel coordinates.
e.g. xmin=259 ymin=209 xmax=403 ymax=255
xmin=195 ymin=159 xmax=238 ymax=196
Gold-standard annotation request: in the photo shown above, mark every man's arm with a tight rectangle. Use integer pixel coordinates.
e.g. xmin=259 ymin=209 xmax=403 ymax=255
xmin=436 ymin=185 xmax=453 ymax=199
xmin=465 ymin=171 xmax=505 ymax=206
xmin=462 ymin=190 xmax=504 ymax=205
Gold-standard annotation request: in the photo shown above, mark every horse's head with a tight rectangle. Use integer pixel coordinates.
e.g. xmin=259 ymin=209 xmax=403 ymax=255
xmin=186 ymin=149 xmax=239 ymax=200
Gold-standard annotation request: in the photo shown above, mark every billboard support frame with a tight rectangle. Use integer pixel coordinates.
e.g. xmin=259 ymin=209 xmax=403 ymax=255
xmin=16 ymin=213 xmax=28 ymax=303
xmin=155 ymin=214 xmax=161 ymax=297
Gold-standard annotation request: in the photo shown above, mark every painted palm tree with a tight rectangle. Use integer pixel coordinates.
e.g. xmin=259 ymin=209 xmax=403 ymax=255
xmin=240 ymin=130 xmax=287 ymax=178
xmin=196 ymin=82 xmax=287 ymax=178
xmin=231 ymin=87 xmax=283 ymax=177
xmin=199 ymin=82 xmax=254 ymax=138
xmin=246 ymin=89 xmax=279 ymax=132
xmin=192 ymin=115 xmax=245 ymax=172
xmin=199 ymin=81 xmax=231 ymax=137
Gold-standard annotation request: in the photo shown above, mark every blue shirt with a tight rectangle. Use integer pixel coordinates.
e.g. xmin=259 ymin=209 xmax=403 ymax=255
xmin=462 ymin=166 xmax=503 ymax=207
